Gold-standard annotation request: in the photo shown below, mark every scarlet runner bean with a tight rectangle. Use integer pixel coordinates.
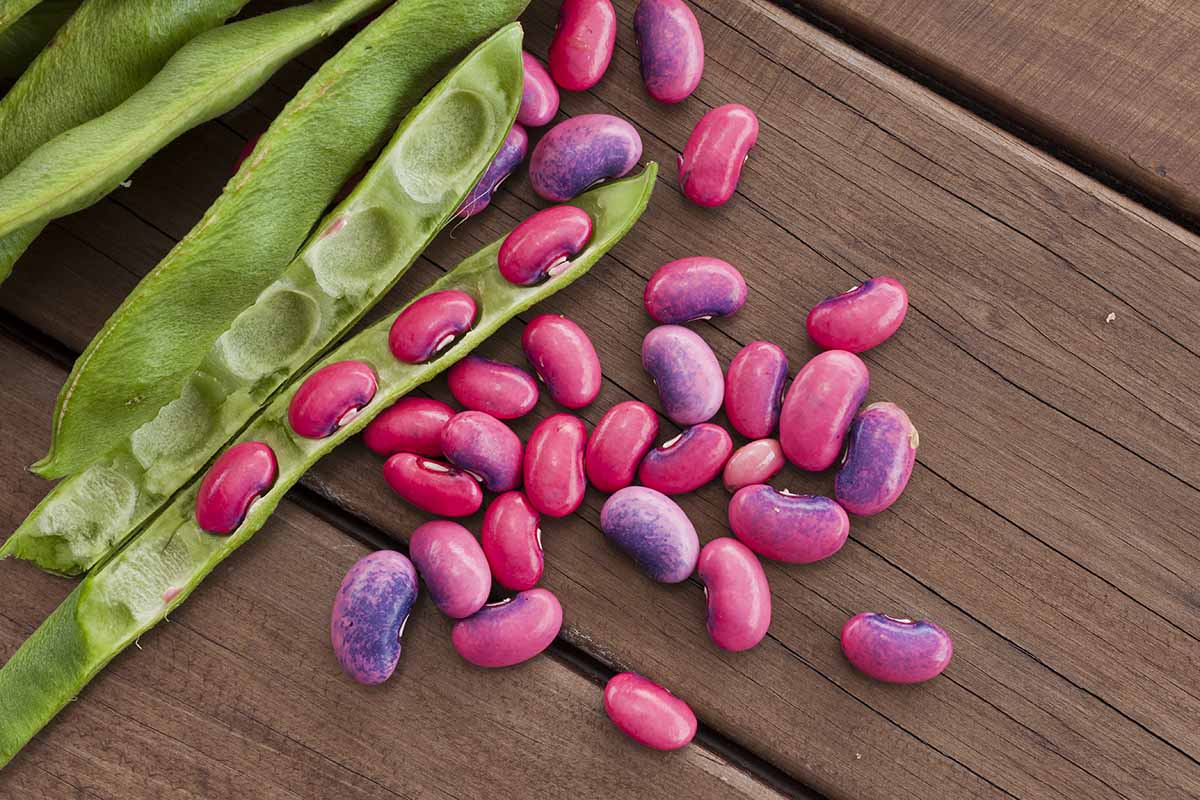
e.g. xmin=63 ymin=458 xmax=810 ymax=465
xmin=522 ymin=314 xmax=602 ymax=408
xmin=697 ymin=538 xmax=771 ymax=651
xmin=447 ymin=356 xmax=539 ymax=419
xmin=728 ymin=485 xmax=849 ymax=563
xmin=523 ymin=413 xmax=588 ymax=517
xmin=409 ymin=520 xmax=491 ymax=619
xmin=548 ymin=0 xmax=616 ymax=91
xmin=637 ymin=424 xmax=732 ymax=495
xmin=287 ymin=360 xmax=377 ymax=439
xmin=633 ymin=0 xmax=704 ymax=104
xmin=194 ymin=441 xmax=277 ymax=535
xmin=451 ymin=588 xmax=563 ymax=667
xmin=835 ymin=402 xmax=918 ymax=516
xmin=363 ymin=397 xmax=454 ymax=457
xmin=440 ymin=410 xmax=524 ymax=492
xmin=517 ymin=51 xmax=559 ymax=126
xmin=642 ymin=324 xmax=724 ymax=425
xmin=497 ymin=205 xmax=593 ymax=285
xmin=678 ymin=103 xmax=758 ymax=207
xmin=642 ymin=256 xmax=746 ymax=323
xmin=779 ymin=350 xmax=869 ymax=471
xmin=383 ymin=453 xmax=484 ymax=517
xmin=529 ymin=114 xmax=642 ymax=202
xmin=722 ymin=438 xmax=784 ymax=492
xmin=330 ymin=551 xmax=418 ymax=685
xmin=604 ymin=673 xmax=696 ymax=750
xmin=584 ymin=400 xmax=659 ymax=493
xmin=841 ymin=612 xmax=953 ymax=684
xmin=482 ymin=491 xmax=543 ymax=591
xmin=600 ymin=487 xmax=699 ymax=583
xmin=724 ymin=340 xmax=787 ymax=439
xmin=389 ymin=290 xmax=478 ymax=363
xmin=806 ymin=276 xmax=909 ymax=353
xmin=457 ymin=123 xmax=528 ymax=218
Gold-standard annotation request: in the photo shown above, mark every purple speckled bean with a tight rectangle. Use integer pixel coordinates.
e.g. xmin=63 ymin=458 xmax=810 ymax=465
xmin=642 ymin=324 xmax=723 ymax=425
xmin=523 ymin=413 xmax=588 ymax=517
xmin=643 ymin=256 xmax=746 ymax=323
xmin=440 ymin=411 xmax=523 ymax=493
xmin=330 ymin=551 xmax=418 ymax=685
xmin=584 ymin=400 xmax=659 ymax=493
xmin=724 ymin=341 xmax=787 ymax=439
xmin=779 ymin=350 xmax=869 ymax=471
xmin=678 ymin=103 xmax=758 ymax=208
xmin=382 ymin=453 xmax=483 ymax=517
xmin=288 ymin=360 xmax=377 ymax=440
xmin=482 ymin=491 xmax=543 ymax=591
xmin=529 ymin=114 xmax=642 ymax=202
xmin=697 ymin=538 xmax=771 ymax=651
xmin=548 ymin=0 xmax=616 ymax=91
xmin=518 ymin=52 xmax=560 ymax=127
xmin=457 ymin=124 xmax=529 ymax=218
xmin=722 ymin=438 xmax=784 ymax=492
xmin=522 ymin=314 xmax=602 ymax=408
xmin=600 ymin=486 xmax=699 ymax=583
xmin=637 ymin=423 xmax=732 ymax=495
xmin=604 ymin=673 xmax=696 ymax=750
xmin=841 ymin=612 xmax=952 ymax=684
xmin=497 ymin=205 xmax=593 ymax=286
xmin=447 ymin=356 xmax=539 ymax=420
xmin=451 ymin=588 xmax=563 ymax=668
xmin=195 ymin=441 xmax=277 ymax=535
xmin=835 ymin=402 xmax=918 ymax=516
xmin=363 ymin=397 xmax=453 ymax=457
xmin=409 ymin=521 xmax=491 ymax=619
xmin=634 ymin=0 xmax=704 ymax=104
xmin=807 ymin=276 xmax=909 ymax=353
xmin=728 ymin=485 xmax=849 ymax=563
xmin=388 ymin=290 xmax=477 ymax=364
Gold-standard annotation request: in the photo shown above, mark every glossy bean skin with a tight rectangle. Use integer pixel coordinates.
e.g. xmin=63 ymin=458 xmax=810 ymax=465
xmin=728 ymin=485 xmax=849 ymax=563
xmin=287 ymin=360 xmax=377 ymax=439
xmin=457 ymin=123 xmax=528 ymax=218
xmin=604 ymin=673 xmax=696 ymax=750
xmin=363 ymin=397 xmax=454 ymax=457
xmin=637 ymin=424 xmax=732 ymax=495
xmin=722 ymin=438 xmax=784 ymax=492
xmin=841 ymin=612 xmax=953 ymax=684
xmin=408 ymin=521 xmax=491 ymax=619
xmin=447 ymin=356 xmax=539 ymax=419
xmin=835 ymin=402 xmax=918 ymax=516
xmin=451 ymin=588 xmax=563 ymax=668
xmin=522 ymin=314 xmax=602 ymax=408
xmin=330 ymin=551 xmax=418 ymax=686
xmin=440 ymin=411 xmax=523 ymax=493
xmin=382 ymin=453 xmax=483 ymax=518
xmin=643 ymin=256 xmax=746 ymax=323
xmin=600 ymin=486 xmax=699 ymax=583
xmin=548 ymin=0 xmax=616 ymax=91
xmin=724 ymin=341 xmax=787 ymax=439
xmin=779 ymin=350 xmax=869 ymax=471
xmin=807 ymin=276 xmax=908 ymax=353
xmin=497 ymin=205 xmax=593 ymax=285
xmin=697 ymin=538 xmax=771 ymax=651
xmin=633 ymin=0 xmax=704 ymax=104
xmin=678 ymin=103 xmax=758 ymax=208
xmin=523 ymin=414 xmax=588 ymax=517
xmin=195 ymin=441 xmax=277 ymax=535
xmin=518 ymin=51 xmax=559 ymax=126
xmin=642 ymin=325 xmax=723 ymax=425
xmin=389 ymin=290 xmax=478 ymax=364
xmin=529 ymin=114 xmax=642 ymax=202
xmin=482 ymin=491 xmax=543 ymax=591
xmin=584 ymin=400 xmax=659 ymax=493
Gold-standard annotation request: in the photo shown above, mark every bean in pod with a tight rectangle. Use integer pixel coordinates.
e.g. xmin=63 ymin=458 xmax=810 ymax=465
xmin=678 ymin=103 xmax=758 ymax=208
xmin=363 ymin=397 xmax=453 ymax=457
xmin=724 ymin=341 xmax=787 ymax=439
xmin=697 ymin=538 xmax=771 ymax=651
xmin=723 ymin=438 xmax=784 ymax=492
xmin=447 ymin=356 xmax=539 ymax=420
xmin=451 ymin=587 xmax=563 ymax=668
xmin=600 ymin=487 xmax=699 ymax=583
xmin=330 ymin=551 xmax=419 ymax=686
xmin=523 ymin=413 xmax=588 ymax=517
xmin=522 ymin=314 xmax=601 ymax=408
xmin=518 ymin=51 xmax=559 ymax=127
xmin=548 ymin=0 xmax=616 ymax=91
xmin=457 ymin=123 xmax=529 ymax=219
xmin=529 ymin=114 xmax=642 ymax=202
xmin=409 ymin=521 xmax=491 ymax=619
xmin=440 ymin=411 xmax=523 ymax=493
xmin=835 ymin=402 xmax=918 ymax=516
xmin=584 ymin=400 xmax=659 ymax=493
xmin=642 ymin=324 xmax=723 ymax=425
xmin=779 ymin=350 xmax=868 ymax=471
xmin=482 ymin=491 xmax=543 ymax=591
xmin=287 ymin=360 xmax=377 ymax=440
xmin=195 ymin=441 xmax=277 ymax=535
xmin=728 ymin=485 xmax=849 ymax=563
xmin=841 ymin=612 xmax=952 ymax=684
xmin=806 ymin=276 xmax=908 ymax=353
xmin=637 ymin=423 xmax=732 ymax=495
xmin=643 ymin=256 xmax=746 ymax=323
xmin=633 ymin=0 xmax=704 ymax=104
xmin=388 ymin=290 xmax=477 ymax=364
xmin=497 ymin=205 xmax=593 ymax=286
xmin=382 ymin=453 xmax=483 ymax=518
xmin=604 ymin=673 xmax=696 ymax=750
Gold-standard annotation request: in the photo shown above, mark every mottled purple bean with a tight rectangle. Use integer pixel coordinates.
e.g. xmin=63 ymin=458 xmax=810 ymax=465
xmin=409 ymin=521 xmax=491 ymax=620
xmin=642 ymin=324 xmax=723 ymax=425
xmin=523 ymin=413 xmax=588 ymax=517
xmin=388 ymin=290 xmax=477 ymax=364
xmin=287 ymin=360 xmax=377 ymax=440
xmin=724 ymin=340 xmax=787 ymax=439
xmin=529 ymin=114 xmax=642 ymax=202
xmin=697 ymin=538 xmax=770 ymax=651
xmin=779 ymin=350 xmax=868 ymax=471
xmin=518 ymin=51 xmax=560 ymax=127
xmin=363 ymin=397 xmax=453 ymax=457
xmin=634 ymin=0 xmax=704 ymax=104
xmin=548 ymin=0 xmax=616 ymax=91
xmin=678 ymin=103 xmax=758 ymax=208
xmin=382 ymin=453 xmax=483 ymax=518
xmin=584 ymin=400 xmax=659 ymax=493
xmin=835 ymin=402 xmax=918 ymax=516
xmin=497 ymin=205 xmax=593 ymax=286
xmin=806 ymin=276 xmax=909 ymax=353
xmin=522 ymin=314 xmax=602 ymax=408
xmin=439 ymin=411 xmax=523 ymax=493
xmin=728 ymin=485 xmax=849 ymax=564
xmin=482 ymin=491 xmax=543 ymax=591
xmin=195 ymin=441 xmax=277 ymax=535
xmin=451 ymin=588 xmax=563 ymax=668
xmin=447 ymin=355 xmax=539 ymax=420
xmin=457 ymin=124 xmax=529 ymax=219
xmin=600 ymin=486 xmax=699 ymax=583
xmin=722 ymin=438 xmax=784 ymax=492
xmin=637 ymin=423 xmax=732 ymax=495
xmin=841 ymin=612 xmax=953 ymax=684
xmin=604 ymin=673 xmax=697 ymax=750
xmin=642 ymin=256 xmax=746 ymax=323
xmin=330 ymin=551 xmax=418 ymax=686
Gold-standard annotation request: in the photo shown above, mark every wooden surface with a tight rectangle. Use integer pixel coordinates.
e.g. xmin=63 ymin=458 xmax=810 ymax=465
xmin=3 ymin=0 xmax=1200 ymax=798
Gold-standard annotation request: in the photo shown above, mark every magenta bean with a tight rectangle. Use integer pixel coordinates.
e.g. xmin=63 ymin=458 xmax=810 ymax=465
xmin=482 ymin=491 xmax=543 ymax=591
xmin=634 ymin=0 xmax=704 ymax=104
xmin=637 ymin=423 xmax=732 ymax=495
xmin=330 ymin=551 xmax=418 ymax=686
xmin=779 ymin=350 xmax=869 ymax=471
xmin=728 ymin=485 xmax=849 ymax=563
xmin=841 ymin=613 xmax=953 ymax=684
xmin=678 ymin=103 xmax=758 ymax=208
xmin=697 ymin=538 xmax=771 ymax=651
xmin=382 ymin=453 xmax=483 ymax=517
xmin=233 ymin=133 xmax=260 ymax=173
xmin=584 ymin=400 xmax=659 ymax=493
xmin=447 ymin=356 xmax=539 ymax=420
xmin=518 ymin=52 xmax=560 ymax=127
xmin=723 ymin=438 xmax=784 ymax=492
xmin=604 ymin=673 xmax=696 ymax=751
xmin=724 ymin=341 xmax=787 ymax=439
xmin=600 ymin=486 xmax=699 ymax=583
xmin=388 ymin=290 xmax=477 ymax=364
xmin=643 ymin=256 xmax=746 ymax=323
xmin=548 ymin=0 xmax=616 ymax=91
xmin=497 ymin=205 xmax=593 ymax=286
xmin=522 ymin=314 xmax=601 ymax=408
xmin=835 ymin=402 xmax=918 ymax=516
xmin=642 ymin=325 xmax=723 ymax=425
xmin=523 ymin=413 xmax=588 ymax=517
xmin=363 ymin=397 xmax=453 ymax=457
xmin=408 ymin=521 xmax=491 ymax=619
xmin=457 ymin=124 xmax=529 ymax=219
xmin=439 ymin=411 xmax=523 ymax=493
xmin=807 ymin=276 xmax=909 ymax=353
xmin=287 ymin=360 xmax=377 ymax=439
xmin=451 ymin=588 xmax=563 ymax=668
xmin=529 ymin=114 xmax=643 ymax=202
xmin=195 ymin=441 xmax=277 ymax=535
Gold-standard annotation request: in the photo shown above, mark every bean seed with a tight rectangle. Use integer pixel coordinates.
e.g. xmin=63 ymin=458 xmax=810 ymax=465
xmin=728 ymin=485 xmax=849 ymax=563
xmin=451 ymin=588 xmax=563 ymax=667
xmin=642 ymin=324 xmax=723 ymax=425
xmin=633 ymin=0 xmax=704 ymax=104
xmin=482 ymin=491 xmax=543 ymax=591
xmin=409 ymin=520 xmax=492 ymax=619
xmin=600 ymin=486 xmax=699 ymax=583
xmin=584 ymin=400 xmax=659 ymax=493
xmin=363 ymin=397 xmax=454 ymax=457
xmin=523 ymin=413 xmax=588 ymax=517
xmin=522 ymin=314 xmax=602 ymax=408
xmin=722 ymin=438 xmax=784 ymax=492
xmin=643 ymin=256 xmax=746 ymax=323
xmin=637 ymin=423 xmax=732 ymax=495
xmin=841 ymin=612 xmax=953 ymax=684
xmin=548 ymin=0 xmax=616 ymax=91
xmin=330 ymin=550 xmax=418 ymax=686
xmin=388 ymin=290 xmax=478 ymax=364
xmin=724 ymin=340 xmax=787 ymax=439
xmin=194 ymin=441 xmax=277 ymax=535
xmin=447 ymin=355 xmax=539 ymax=419
xmin=807 ymin=276 xmax=909 ymax=353
xmin=604 ymin=673 xmax=696 ymax=750
xmin=529 ymin=114 xmax=643 ymax=201
xmin=440 ymin=411 xmax=524 ymax=493
xmin=835 ymin=402 xmax=918 ymax=516
xmin=518 ymin=51 xmax=559 ymax=127
xmin=287 ymin=360 xmax=377 ymax=439
xmin=383 ymin=453 xmax=483 ymax=517
xmin=779 ymin=350 xmax=868 ymax=471
xmin=697 ymin=538 xmax=771 ymax=651
xmin=497 ymin=205 xmax=593 ymax=285
xmin=678 ymin=103 xmax=758 ymax=207
xmin=457 ymin=123 xmax=529 ymax=218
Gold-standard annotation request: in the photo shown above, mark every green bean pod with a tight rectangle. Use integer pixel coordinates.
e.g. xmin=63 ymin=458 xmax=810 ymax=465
xmin=2 ymin=23 xmax=525 ymax=575
xmin=0 ymin=0 xmax=80 ymax=78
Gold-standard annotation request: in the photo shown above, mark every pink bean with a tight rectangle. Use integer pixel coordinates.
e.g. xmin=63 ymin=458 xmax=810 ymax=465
xmin=233 ymin=133 xmax=261 ymax=173
xmin=678 ymin=103 xmax=758 ymax=208
xmin=409 ymin=521 xmax=491 ymax=619
xmin=835 ymin=402 xmax=918 ymax=516
xmin=457 ymin=124 xmax=528 ymax=218
xmin=724 ymin=341 xmax=787 ymax=439
xmin=600 ymin=486 xmax=698 ymax=583
xmin=523 ymin=413 xmax=588 ymax=517
xmin=497 ymin=205 xmax=593 ymax=286
xmin=634 ymin=0 xmax=704 ymax=104
xmin=388 ymin=290 xmax=477 ymax=364
xmin=195 ymin=441 xmax=277 ymax=535
xmin=330 ymin=551 xmax=417 ymax=685
xmin=451 ymin=588 xmax=563 ymax=668
xmin=841 ymin=613 xmax=953 ymax=684
xmin=482 ymin=491 xmax=543 ymax=591
xmin=779 ymin=350 xmax=869 ymax=471
xmin=728 ymin=485 xmax=849 ymax=563
xmin=604 ymin=673 xmax=696 ymax=750
xmin=637 ymin=423 xmax=732 ymax=495
xmin=697 ymin=538 xmax=771 ymax=651
xmin=529 ymin=114 xmax=643 ymax=202
xmin=643 ymin=256 xmax=746 ymax=323
xmin=642 ymin=325 xmax=723 ymax=425
xmin=584 ymin=400 xmax=659 ymax=493
xmin=363 ymin=397 xmax=453 ymax=457
xmin=447 ymin=356 xmax=539 ymax=419
xmin=288 ymin=360 xmax=377 ymax=439
xmin=548 ymin=0 xmax=617 ymax=91
xmin=440 ymin=411 xmax=524 ymax=493
xmin=522 ymin=314 xmax=602 ymax=408
xmin=722 ymin=438 xmax=784 ymax=492
xmin=382 ymin=453 xmax=483 ymax=517
xmin=518 ymin=51 xmax=560 ymax=127
xmin=807 ymin=276 xmax=909 ymax=353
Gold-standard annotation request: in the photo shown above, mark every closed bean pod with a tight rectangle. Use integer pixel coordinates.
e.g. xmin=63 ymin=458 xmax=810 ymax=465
xmin=723 ymin=438 xmax=784 ymax=492
xmin=363 ymin=397 xmax=454 ymax=457
xmin=447 ymin=355 xmax=539 ymax=419
xmin=584 ymin=400 xmax=659 ymax=493
xmin=330 ymin=551 xmax=418 ymax=686
xmin=409 ymin=521 xmax=491 ymax=619
xmin=440 ymin=410 xmax=523 ymax=493
xmin=451 ymin=588 xmax=563 ymax=668
xmin=517 ymin=51 xmax=559 ymax=127
xmin=633 ymin=0 xmax=704 ymax=104
xmin=806 ymin=276 xmax=909 ymax=353
xmin=548 ymin=0 xmax=616 ymax=91
xmin=383 ymin=453 xmax=483 ymax=518
xmin=642 ymin=324 xmax=723 ymax=425
xmin=678 ymin=103 xmax=758 ymax=208
xmin=457 ymin=123 xmax=529 ymax=218
xmin=194 ymin=441 xmax=277 ymax=535
xmin=523 ymin=413 xmax=588 ymax=517
xmin=835 ymin=402 xmax=918 ymax=516
xmin=529 ymin=114 xmax=642 ymax=202
xmin=389 ymin=290 xmax=478 ymax=364
xmin=482 ymin=491 xmax=543 ymax=591
xmin=779 ymin=350 xmax=869 ymax=471
xmin=724 ymin=340 xmax=787 ymax=439
xmin=697 ymin=538 xmax=770 ymax=651
xmin=600 ymin=486 xmax=698 ymax=583
xmin=287 ymin=360 xmax=377 ymax=439
xmin=604 ymin=673 xmax=696 ymax=750
xmin=497 ymin=205 xmax=593 ymax=285
xmin=841 ymin=612 xmax=953 ymax=684
xmin=728 ymin=485 xmax=849 ymax=563
xmin=643 ymin=256 xmax=746 ymax=323
xmin=637 ymin=424 xmax=732 ymax=495
xmin=522 ymin=314 xmax=601 ymax=408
